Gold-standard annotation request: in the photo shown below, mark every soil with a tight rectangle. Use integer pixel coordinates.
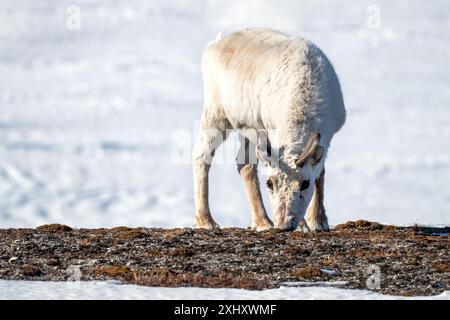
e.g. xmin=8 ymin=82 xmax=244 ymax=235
xmin=0 ymin=220 xmax=448 ymax=296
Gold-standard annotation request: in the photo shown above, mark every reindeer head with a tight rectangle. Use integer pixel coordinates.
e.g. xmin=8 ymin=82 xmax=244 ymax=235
xmin=257 ymin=132 xmax=325 ymax=230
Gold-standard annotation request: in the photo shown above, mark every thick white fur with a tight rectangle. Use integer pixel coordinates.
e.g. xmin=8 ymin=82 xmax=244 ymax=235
xmin=193 ymin=28 xmax=346 ymax=231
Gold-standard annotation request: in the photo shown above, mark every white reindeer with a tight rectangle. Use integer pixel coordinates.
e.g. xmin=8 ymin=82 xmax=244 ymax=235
xmin=192 ymin=29 xmax=346 ymax=231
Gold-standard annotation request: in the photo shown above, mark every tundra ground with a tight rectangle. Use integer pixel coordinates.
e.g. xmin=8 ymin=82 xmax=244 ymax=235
xmin=0 ymin=221 xmax=448 ymax=296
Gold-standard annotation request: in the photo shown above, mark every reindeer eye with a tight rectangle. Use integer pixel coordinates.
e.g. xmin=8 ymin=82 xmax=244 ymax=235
xmin=300 ymin=180 xmax=310 ymax=191
xmin=266 ymin=179 xmax=274 ymax=190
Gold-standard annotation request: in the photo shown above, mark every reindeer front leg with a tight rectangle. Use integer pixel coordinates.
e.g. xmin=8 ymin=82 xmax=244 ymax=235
xmin=238 ymin=163 xmax=273 ymax=231
xmin=193 ymin=159 xmax=218 ymax=229
xmin=306 ymin=167 xmax=330 ymax=231
xmin=192 ymin=116 xmax=228 ymax=229
xmin=236 ymin=137 xmax=273 ymax=231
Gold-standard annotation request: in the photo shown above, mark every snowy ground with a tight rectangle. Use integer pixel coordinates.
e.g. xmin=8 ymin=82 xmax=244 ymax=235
xmin=0 ymin=0 xmax=449 ymax=299
xmin=0 ymin=280 xmax=448 ymax=300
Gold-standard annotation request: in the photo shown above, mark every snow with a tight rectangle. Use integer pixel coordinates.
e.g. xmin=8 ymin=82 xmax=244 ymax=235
xmin=0 ymin=0 xmax=449 ymax=299
xmin=0 ymin=280 xmax=448 ymax=300
xmin=1 ymin=0 xmax=449 ymax=229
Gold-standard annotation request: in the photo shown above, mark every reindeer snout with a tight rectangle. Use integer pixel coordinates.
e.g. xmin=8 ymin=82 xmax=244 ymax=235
xmin=274 ymin=215 xmax=299 ymax=231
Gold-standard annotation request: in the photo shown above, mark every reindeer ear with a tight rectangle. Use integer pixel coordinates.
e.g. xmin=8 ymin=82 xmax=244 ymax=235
xmin=295 ymin=132 xmax=321 ymax=167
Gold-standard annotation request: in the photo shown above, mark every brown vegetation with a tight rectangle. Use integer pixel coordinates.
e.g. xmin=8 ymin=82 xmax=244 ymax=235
xmin=0 ymin=221 xmax=448 ymax=296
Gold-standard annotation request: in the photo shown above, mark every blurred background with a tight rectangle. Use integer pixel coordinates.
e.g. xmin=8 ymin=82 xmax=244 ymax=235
xmin=0 ymin=0 xmax=449 ymax=228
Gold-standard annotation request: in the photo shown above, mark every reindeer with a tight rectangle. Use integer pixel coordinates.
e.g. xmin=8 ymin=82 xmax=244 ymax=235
xmin=192 ymin=29 xmax=346 ymax=231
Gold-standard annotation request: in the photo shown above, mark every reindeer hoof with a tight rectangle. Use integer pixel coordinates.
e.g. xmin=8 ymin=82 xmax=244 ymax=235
xmin=194 ymin=222 xmax=220 ymax=230
xmin=306 ymin=218 xmax=330 ymax=232
xmin=194 ymin=216 xmax=220 ymax=230
xmin=296 ymin=220 xmax=311 ymax=233
xmin=251 ymin=221 xmax=274 ymax=232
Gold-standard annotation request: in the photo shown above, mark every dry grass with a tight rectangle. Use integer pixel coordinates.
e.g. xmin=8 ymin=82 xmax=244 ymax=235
xmin=431 ymin=263 xmax=450 ymax=273
xmin=292 ymin=267 xmax=322 ymax=279
xmin=36 ymin=224 xmax=72 ymax=232
xmin=335 ymin=220 xmax=383 ymax=230
xmin=92 ymin=266 xmax=270 ymax=290
xmin=92 ymin=266 xmax=135 ymax=281
xmin=147 ymin=247 xmax=194 ymax=258
xmin=115 ymin=230 xmax=147 ymax=239
xmin=133 ymin=270 xmax=271 ymax=290
xmin=0 ymin=220 xmax=448 ymax=296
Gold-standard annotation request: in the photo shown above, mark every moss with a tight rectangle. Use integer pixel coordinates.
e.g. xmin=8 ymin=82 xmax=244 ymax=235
xmin=21 ymin=265 xmax=43 ymax=277
xmin=36 ymin=224 xmax=72 ymax=232
xmin=168 ymin=248 xmax=194 ymax=257
xmin=147 ymin=248 xmax=194 ymax=258
xmin=431 ymin=263 xmax=450 ymax=273
xmin=78 ymin=239 xmax=93 ymax=247
xmin=115 ymin=230 xmax=147 ymax=239
xmin=260 ymin=233 xmax=286 ymax=244
xmin=45 ymin=258 xmax=60 ymax=266
xmin=6 ymin=229 xmax=33 ymax=238
xmin=110 ymin=226 xmax=133 ymax=232
xmin=92 ymin=266 xmax=135 ymax=281
xmin=283 ymin=247 xmax=311 ymax=256
xmin=2 ymin=222 xmax=448 ymax=296
xmin=292 ymin=267 xmax=321 ymax=279
xmin=288 ymin=231 xmax=310 ymax=240
xmin=92 ymin=266 xmax=271 ymax=290
xmin=133 ymin=269 xmax=271 ymax=290
xmin=320 ymin=257 xmax=340 ymax=268
xmin=164 ymin=228 xmax=194 ymax=237
xmin=383 ymin=225 xmax=403 ymax=231
xmin=89 ymin=228 xmax=108 ymax=234
xmin=335 ymin=221 xmax=356 ymax=230
xmin=335 ymin=220 xmax=383 ymax=231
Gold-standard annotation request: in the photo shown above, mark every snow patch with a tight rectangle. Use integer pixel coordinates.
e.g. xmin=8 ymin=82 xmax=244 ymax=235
xmin=0 ymin=280 xmax=448 ymax=300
